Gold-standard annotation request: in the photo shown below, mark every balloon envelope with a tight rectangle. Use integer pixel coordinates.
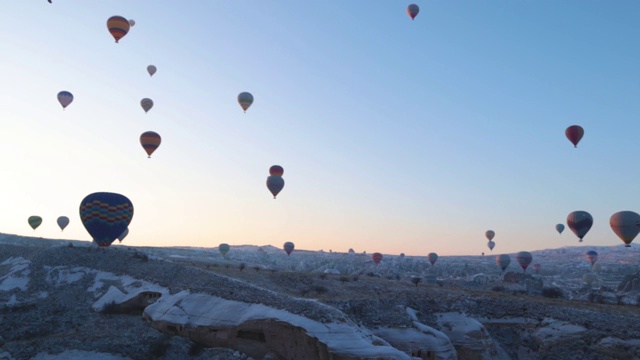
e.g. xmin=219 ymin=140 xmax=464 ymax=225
xmin=372 ymin=252 xmax=383 ymax=265
xmin=269 ymin=165 xmax=284 ymax=177
xmin=567 ymin=211 xmax=593 ymax=242
xmin=610 ymin=211 xmax=640 ymax=247
xmin=28 ymin=216 xmax=42 ymax=230
xmin=79 ymin=192 xmax=133 ymax=248
xmin=427 ymin=252 xmax=438 ymax=265
xmin=141 ymin=98 xmax=154 ymax=113
xmin=485 ymin=230 xmax=495 ymax=241
xmin=266 ymin=176 xmax=285 ymax=199
xmin=219 ymin=243 xmax=230 ymax=257
xmin=238 ymin=92 xmax=254 ymax=112
xmin=140 ymin=131 xmax=161 ymax=158
xmin=57 ymin=216 xmax=69 ymax=231
xmin=407 ymin=4 xmax=419 ymax=20
xmin=487 ymin=240 xmax=495 ymax=251
xmin=283 ymin=242 xmax=295 ymax=256
xmin=496 ymin=254 xmax=510 ymax=272
xmin=585 ymin=250 xmax=598 ymax=266
xmin=565 ymin=125 xmax=584 ymax=148
xmin=57 ymin=91 xmax=73 ymax=109
xmin=117 ymin=228 xmax=129 ymax=242
xmin=128 ymin=19 xmax=135 ymax=27
xmin=532 ymin=263 xmax=542 ymax=273
xmin=147 ymin=65 xmax=157 ymax=77
xmin=516 ymin=251 xmax=533 ymax=272
xmin=106 ymin=16 xmax=130 ymax=43
xmin=555 ymin=223 xmax=565 ymax=234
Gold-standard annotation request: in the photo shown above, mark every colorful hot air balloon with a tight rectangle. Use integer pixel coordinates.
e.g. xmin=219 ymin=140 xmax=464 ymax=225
xmin=140 ymin=131 xmax=161 ymax=158
xmin=266 ymin=176 xmax=285 ymax=199
xmin=147 ymin=65 xmax=157 ymax=77
xmin=128 ymin=19 xmax=135 ymax=27
xmin=487 ymin=240 xmax=495 ymax=251
xmin=106 ymin=16 xmax=130 ymax=43
xmin=567 ymin=211 xmax=593 ymax=242
xmin=585 ymin=250 xmax=598 ymax=267
xmin=565 ymin=125 xmax=584 ymax=148
xmin=117 ymin=228 xmax=129 ymax=243
xmin=427 ymin=252 xmax=438 ymax=266
xmin=516 ymin=251 xmax=533 ymax=272
xmin=269 ymin=165 xmax=284 ymax=177
xmin=372 ymin=252 xmax=383 ymax=265
xmin=407 ymin=4 xmax=419 ymax=20
xmin=283 ymin=241 xmax=295 ymax=256
xmin=496 ymin=254 xmax=510 ymax=272
xmin=532 ymin=263 xmax=542 ymax=274
xmin=238 ymin=92 xmax=254 ymax=113
xmin=28 ymin=216 xmax=42 ymax=230
xmin=485 ymin=230 xmax=495 ymax=241
xmin=555 ymin=223 xmax=565 ymax=234
xmin=57 ymin=216 xmax=70 ymax=231
xmin=219 ymin=243 xmax=230 ymax=258
xmin=79 ymin=192 xmax=133 ymax=248
xmin=57 ymin=91 xmax=73 ymax=110
xmin=140 ymin=98 xmax=154 ymax=113
xmin=610 ymin=211 xmax=640 ymax=247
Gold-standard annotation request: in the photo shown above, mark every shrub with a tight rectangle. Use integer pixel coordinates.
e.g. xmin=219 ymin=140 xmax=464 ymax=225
xmin=148 ymin=334 xmax=172 ymax=358
xmin=188 ymin=341 xmax=204 ymax=356
xmin=492 ymin=285 xmax=505 ymax=292
xmin=254 ymin=266 xmax=261 ymax=272
xmin=312 ymin=285 xmax=329 ymax=294
xmin=367 ymin=272 xmax=375 ymax=277
xmin=542 ymin=287 xmax=563 ymax=299
xmin=100 ymin=301 xmax=120 ymax=315
xmin=352 ymin=275 xmax=359 ymax=282
xmin=411 ymin=277 xmax=422 ymax=287
xmin=239 ymin=263 xmax=246 ymax=271
xmin=319 ymin=273 xmax=327 ymax=280
xmin=339 ymin=276 xmax=350 ymax=283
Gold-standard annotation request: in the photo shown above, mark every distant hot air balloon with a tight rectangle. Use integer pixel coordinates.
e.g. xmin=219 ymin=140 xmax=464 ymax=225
xmin=269 ymin=165 xmax=284 ymax=177
xmin=106 ymin=16 xmax=130 ymax=43
xmin=516 ymin=251 xmax=533 ymax=272
xmin=57 ymin=216 xmax=69 ymax=231
xmin=79 ymin=192 xmax=133 ymax=248
xmin=140 ymin=98 xmax=154 ymax=113
xmin=140 ymin=131 xmax=161 ymax=158
xmin=283 ymin=241 xmax=295 ymax=256
xmin=147 ymin=65 xmax=157 ymax=77
xmin=372 ymin=252 xmax=383 ymax=265
xmin=567 ymin=211 xmax=593 ymax=242
xmin=585 ymin=250 xmax=598 ymax=267
xmin=407 ymin=4 xmax=419 ymax=20
xmin=610 ymin=211 xmax=640 ymax=247
xmin=427 ymin=252 xmax=438 ymax=266
xmin=57 ymin=91 xmax=73 ymax=110
xmin=555 ymin=223 xmax=565 ymax=234
xmin=128 ymin=19 xmax=135 ymax=27
xmin=219 ymin=243 xmax=230 ymax=258
xmin=565 ymin=125 xmax=584 ymax=148
xmin=28 ymin=216 xmax=42 ymax=230
xmin=117 ymin=228 xmax=129 ymax=243
xmin=238 ymin=92 xmax=254 ymax=113
xmin=487 ymin=240 xmax=495 ymax=251
xmin=496 ymin=254 xmax=511 ymax=272
xmin=583 ymin=272 xmax=597 ymax=286
xmin=485 ymin=230 xmax=495 ymax=241
xmin=532 ymin=263 xmax=542 ymax=274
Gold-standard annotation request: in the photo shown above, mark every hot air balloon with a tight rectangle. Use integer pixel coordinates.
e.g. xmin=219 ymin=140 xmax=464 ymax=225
xmin=269 ymin=165 xmax=284 ymax=177
xmin=610 ymin=211 xmax=640 ymax=247
xmin=585 ymin=250 xmax=598 ymax=267
xmin=372 ymin=252 xmax=383 ymax=265
xmin=266 ymin=175 xmax=285 ymax=199
xmin=487 ymin=240 xmax=495 ymax=251
xmin=28 ymin=216 xmax=42 ymax=230
xmin=283 ymin=241 xmax=295 ymax=256
xmin=516 ymin=251 xmax=533 ymax=272
xmin=583 ymin=273 xmax=597 ymax=286
xmin=496 ymin=254 xmax=510 ymax=272
xmin=128 ymin=19 xmax=135 ymax=27
xmin=219 ymin=243 xmax=230 ymax=258
xmin=140 ymin=131 xmax=161 ymax=158
xmin=238 ymin=92 xmax=254 ymax=113
xmin=147 ymin=65 xmax=157 ymax=77
xmin=565 ymin=125 xmax=584 ymax=148
xmin=57 ymin=91 xmax=73 ymax=110
xmin=140 ymin=98 xmax=154 ymax=113
xmin=567 ymin=211 xmax=593 ymax=242
xmin=407 ymin=4 xmax=419 ymax=20
xmin=485 ymin=230 xmax=495 ymax=241
xmin=532 ymin=263 xmax=542 ymax=274
xmin=106 ymin=16 xmax=130 ymax=43
xmin=57 ymin=216 xmax=69 ymax=231
xmin=427 ymin=252 xmax=438 ymax=266
xmin=79 ymin=192 xmax=133 ymax=248
xmin=555 ymin=223 xmax=565 ymax=234
xmin=117 ymin=228 xmax=129 ymax=243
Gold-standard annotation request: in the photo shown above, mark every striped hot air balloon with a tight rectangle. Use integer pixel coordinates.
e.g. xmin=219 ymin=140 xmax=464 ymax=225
xmin=567 ymin=211 xmax=593 ymax=242
xmin=79 ymin=192 xmax=133 ymax=247
xmin=610 ymin=211 xmax=640 ymax=247
xmin=237 ymin=92 xmax=254 ymax=113
xmin=106 ymin=16 xmax=130 ymax=43
xmin=140 ymin=131 xmax=161 ymax=158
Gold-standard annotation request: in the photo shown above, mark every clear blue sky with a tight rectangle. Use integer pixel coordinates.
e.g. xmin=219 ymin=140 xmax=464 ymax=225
xmin=0 ymin=1 xmax=638 ymax=256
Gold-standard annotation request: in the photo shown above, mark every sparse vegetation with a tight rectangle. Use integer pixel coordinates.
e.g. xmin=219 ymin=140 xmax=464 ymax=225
xmin=492 ymin=285 xmax=505 ymax=292
xmin=239 ymin=263 xmax=246 ymax=271
xmin=254 ymin=266 xmax=261 ymax=272
xmin=542 ymin=287 xmax=563 ymax=299
xmin=319 ymin=273 xmax=327 ymax=280
xmin=100 ymin=301 xmax=120 ymax=315
xmin=148 ymin=334 xmax=172 ymax=358
xmin=411 ymin=277 xmax=421 ymax=287
xmin=188 ymin=341 xmax=205 ymax=356
xmin=339 ymin=276 xmax=350 ymax=283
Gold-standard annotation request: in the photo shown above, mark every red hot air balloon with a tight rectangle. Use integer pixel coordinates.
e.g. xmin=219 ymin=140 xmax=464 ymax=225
xmin=140 ymin=131 xmax=161 ymax=158
xmin=567 ymin=211 xmax=593 ymax=242
xmin=407 ymin=4 xmax=419 ymax=20
xmin=372 ymin=252 xmax=383 ymax=265
xmin=269 ymin=165 xmax=284 ymax=177
xmin=532 ymin=263 xmax=542 ymax=274
xmin=565 ymin=125 xmax=584 ymax=148
xmin=516 ymin=251 xmax=533 ymax=272
xmin=106 ymin=16 xmax=130 ymax=43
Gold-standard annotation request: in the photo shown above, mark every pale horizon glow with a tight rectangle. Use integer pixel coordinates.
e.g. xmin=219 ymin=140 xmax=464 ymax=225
xmin=0 ymin=1 xmax=639 ymax=256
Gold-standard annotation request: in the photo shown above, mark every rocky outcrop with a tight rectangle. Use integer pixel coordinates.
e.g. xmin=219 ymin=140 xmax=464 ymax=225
xmin=435 ymin=312 xmax=510 ymax=360
xmin=618 ymin=272 xmax=640 ymax=292
xmin=374 ymin=324 xmax=457 ymax=360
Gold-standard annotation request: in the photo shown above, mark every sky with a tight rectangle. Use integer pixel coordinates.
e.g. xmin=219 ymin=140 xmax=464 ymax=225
xmin=0 ymin=1 xmax=639 ymax=256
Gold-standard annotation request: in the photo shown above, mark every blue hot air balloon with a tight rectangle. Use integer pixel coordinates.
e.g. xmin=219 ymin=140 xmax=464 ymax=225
xmin=79 ymin=192 xmax=134 ymax=247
